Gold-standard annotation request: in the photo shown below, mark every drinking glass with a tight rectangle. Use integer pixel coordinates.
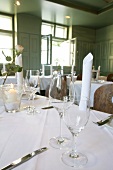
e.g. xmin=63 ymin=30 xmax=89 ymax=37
xmin=25 ymin=70 xmax=40 ymax=88
xmin=2 ymin=84 xmax=23 ymax=113
xmin=49 ymin=73 xmax=75 ymax=149
xmin=61 ymin=97 xmax=90 ymax=167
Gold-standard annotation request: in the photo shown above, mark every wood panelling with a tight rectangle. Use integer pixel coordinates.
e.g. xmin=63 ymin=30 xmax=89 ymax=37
xmin=30 ymin=34 xmax=41 ymax=69
xmin=17 ymin=13 xmax=41 ymax=70
xmin=18 ymin=33 xmax=30 ymax=70
xmin=76 ymin=40 xmax=95 ymax=73
xmin=109 ymin=56 xmax=113 ymax=72
xmin=109 ymin=40 xmax=113 ymax=56
xmin=72 ymin=26 xmax=96 ymax=42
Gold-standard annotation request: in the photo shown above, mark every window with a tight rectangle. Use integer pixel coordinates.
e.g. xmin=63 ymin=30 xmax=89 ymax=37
xmin=0 ymin=14 xmax=14 ymax=64
xmin=41 ymin=22 xmax=69 ymax=66
xmin=41 ymin=23 xmax=54 ymax=36
xmin=42 ymin=22 xmax=68 ymax=39
xmin=0 ymin=15 xmax=12 ymax=31
xmin=55 ymin=25 xmax=67 ymax=39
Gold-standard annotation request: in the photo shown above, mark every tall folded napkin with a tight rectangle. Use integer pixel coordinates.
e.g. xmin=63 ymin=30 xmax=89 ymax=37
xmin=15 ymin=54 xmax=23 ymax=85
xmin=79 ymin=53 xmax=93 ymax=110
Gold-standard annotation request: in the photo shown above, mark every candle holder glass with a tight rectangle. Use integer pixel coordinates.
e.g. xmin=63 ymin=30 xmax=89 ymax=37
xmin=1 ymin=84 xmax=23 ymax=113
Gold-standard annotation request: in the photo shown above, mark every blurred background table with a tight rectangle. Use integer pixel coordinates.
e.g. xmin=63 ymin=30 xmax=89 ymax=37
xmin=74 ymin=80 xmax=113 ymax=107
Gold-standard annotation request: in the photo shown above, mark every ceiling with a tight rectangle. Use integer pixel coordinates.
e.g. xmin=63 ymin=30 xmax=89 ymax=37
xmin=1 ymin=0 xmax=113 ymax=29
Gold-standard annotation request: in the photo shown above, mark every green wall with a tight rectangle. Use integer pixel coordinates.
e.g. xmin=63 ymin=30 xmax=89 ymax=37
xmin=17 ymin=13 xmax=41 ymax=71
xmin=72 ymin=25 xmax=113 ymax=76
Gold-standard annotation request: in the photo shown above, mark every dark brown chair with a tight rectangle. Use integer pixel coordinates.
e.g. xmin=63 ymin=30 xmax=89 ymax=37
xmin=93 ymin=84 xmax=113 ymax=114
xmin=76 ymin=74 xmax=82 ymax=80
xmin=107 ymin=74 xmax=113 ymax=82
xmin=45 ymin=76 xmax=67 ymax=99
xmin=45 ymin=85 xmax=50 ymax=97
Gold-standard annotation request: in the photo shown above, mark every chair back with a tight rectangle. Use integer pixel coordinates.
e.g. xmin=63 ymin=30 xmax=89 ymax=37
xmin=76 ymin=74 xmax=82 ymax=80
xmin=93 ymin=84 xmax=113 ymax=114
xmin=107 ymin=74 xmax=113 ymax=82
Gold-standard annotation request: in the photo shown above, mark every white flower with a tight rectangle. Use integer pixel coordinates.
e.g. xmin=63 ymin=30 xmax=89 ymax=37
xmin=15 ymin=45 xmax=24 ymax=56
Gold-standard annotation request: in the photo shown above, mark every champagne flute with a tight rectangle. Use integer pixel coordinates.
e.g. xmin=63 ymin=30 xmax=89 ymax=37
xmin=24 ymin=70 xmax=40 ymax=114
xmin=61 ymin=96 xmax=90 ymax=167
xmin=49 ymin=73 xmax=75 ymax=149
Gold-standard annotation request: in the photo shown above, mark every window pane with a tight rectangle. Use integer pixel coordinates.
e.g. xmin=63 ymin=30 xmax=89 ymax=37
xmin=0 ymin=15 xmax=12 ymax=31
xmin=55 ymin=26 xmax=67 ymax=38
xmin=0 ymin=33 xmax=13 ymax=63
xmin=52 ymin=40 xmax=70 ymax=66
xmin=41 ymin=23 xmax=54 ymax=36
xmin=41 ymin=39 xmax=47 ymax=64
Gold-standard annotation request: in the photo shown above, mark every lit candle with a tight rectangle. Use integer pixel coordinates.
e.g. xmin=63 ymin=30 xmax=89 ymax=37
xmin=8 ymin=84 xmax=17 ymax=102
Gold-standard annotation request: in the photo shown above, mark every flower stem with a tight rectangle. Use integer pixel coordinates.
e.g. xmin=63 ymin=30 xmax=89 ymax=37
xmin=3 ymin=74 xmax=8 ymax=85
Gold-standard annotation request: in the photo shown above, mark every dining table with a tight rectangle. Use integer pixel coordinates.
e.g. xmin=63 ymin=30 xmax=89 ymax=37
xmin=0 ymin=95 xmax=113 ymax=170
xmin=74 ymin=80 xmax=113 ymax=107
xmin=27 ymin=75 xmax=77 ymax=91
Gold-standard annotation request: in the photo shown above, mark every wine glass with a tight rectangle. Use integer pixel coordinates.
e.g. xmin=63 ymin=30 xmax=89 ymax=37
xmin=49 ymin=73 xmax=75 ymax=149
xmin=24 ymin=70 xmax=40 ymax=114
xmin=61 ymin=96 xmax=90 ymax=167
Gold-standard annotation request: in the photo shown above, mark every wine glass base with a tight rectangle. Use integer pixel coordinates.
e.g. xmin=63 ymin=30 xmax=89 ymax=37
xmin=24 ymin=106 xmax=40 ymax=115
xmin=61 ymin=150 xmax=88 ymax=167
xmin=49 ymin=136 xmax=70 ymax=149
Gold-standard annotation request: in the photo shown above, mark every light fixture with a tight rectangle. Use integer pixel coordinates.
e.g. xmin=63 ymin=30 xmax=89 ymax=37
xmin=15 ymin=0 xmax=20 ymax=6
xmin=65 ymin=16 xmax=71 ymax=19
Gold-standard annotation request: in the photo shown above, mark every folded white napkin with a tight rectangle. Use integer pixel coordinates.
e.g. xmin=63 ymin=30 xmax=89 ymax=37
xmin=15 ymin=54 xmax=23 ymax=85
xmin=79 ymin=53 xmax=93 ymax=110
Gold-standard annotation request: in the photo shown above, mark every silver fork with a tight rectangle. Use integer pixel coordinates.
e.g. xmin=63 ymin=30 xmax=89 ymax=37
xmin=93 ymin=115 xmax=113 ymax=126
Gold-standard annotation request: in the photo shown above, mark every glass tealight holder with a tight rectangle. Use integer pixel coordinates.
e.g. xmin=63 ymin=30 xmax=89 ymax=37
xmin=1 ymin=84 xmax=23 ymax=113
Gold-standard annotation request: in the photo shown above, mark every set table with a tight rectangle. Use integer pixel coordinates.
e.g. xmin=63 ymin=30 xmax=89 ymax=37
xmin=0 ymin=95 xmax=113 ymax=170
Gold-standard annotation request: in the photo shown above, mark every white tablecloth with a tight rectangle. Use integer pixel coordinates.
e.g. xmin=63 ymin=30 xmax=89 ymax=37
xmin=74 ymin=81 xmax=113 ymax=107
xmin=39 ymin=76 xmax=77 ymax=90
xmin=0 ymin=96 xmax=113 ymax=170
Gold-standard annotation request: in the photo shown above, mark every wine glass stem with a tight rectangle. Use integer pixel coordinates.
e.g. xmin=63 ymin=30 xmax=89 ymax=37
xmin=58 ymin=113 xmax=64 ymax=143
xmin=60 ymin=116 xmax=63 ymax=137
xmin=70 ymin=133 xmax=78 ymax=158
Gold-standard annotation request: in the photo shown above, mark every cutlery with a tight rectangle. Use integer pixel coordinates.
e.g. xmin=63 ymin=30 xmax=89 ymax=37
xmin=93 ymin=115 xmax=113 ymax=126
xmin=41 ymin=106 xmax=53 ymax=109
xmin=1 ymin=147 xmax=48 ymax=170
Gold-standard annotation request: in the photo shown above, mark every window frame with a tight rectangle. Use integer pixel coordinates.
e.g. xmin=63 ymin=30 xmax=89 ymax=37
xmin=42 ymin=20 xmax=69 ymax=40
xmin=0 ymin=12 xmax=15 ymax=64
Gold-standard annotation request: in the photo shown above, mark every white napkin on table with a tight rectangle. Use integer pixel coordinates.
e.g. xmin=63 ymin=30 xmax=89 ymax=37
xmin=15 ymin=54 xmax=23 ymax=85
xmin=79 ymin=53 xmax=93 ymax=110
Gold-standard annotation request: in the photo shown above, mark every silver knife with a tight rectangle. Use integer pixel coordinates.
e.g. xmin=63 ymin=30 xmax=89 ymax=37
xmin=1 ymin=147 xmax=48 ymax=170
xmin=41 ymin=106 xmax=53 ymax=109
